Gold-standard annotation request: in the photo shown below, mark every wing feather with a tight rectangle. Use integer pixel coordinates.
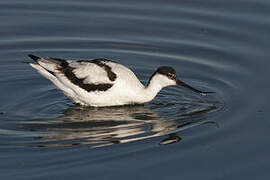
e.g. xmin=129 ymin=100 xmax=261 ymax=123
xmin=70 ymin=62 xmax=113 ymax=84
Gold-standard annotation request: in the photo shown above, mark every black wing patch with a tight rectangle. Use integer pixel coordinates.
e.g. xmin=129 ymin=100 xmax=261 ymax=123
xmin=78 ymin=58 xmax=117 ymax=81
xmin=59 ymin=62 xmax=113 ymax=92
xmin=29 ymin=55 xmax=114 ymax=91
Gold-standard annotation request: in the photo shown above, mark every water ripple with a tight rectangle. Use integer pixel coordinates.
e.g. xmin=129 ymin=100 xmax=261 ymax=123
xmin=1 ymin=1 xmax=270 ymax=178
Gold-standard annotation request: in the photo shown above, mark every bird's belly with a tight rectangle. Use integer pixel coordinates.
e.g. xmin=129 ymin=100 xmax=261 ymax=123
xmin=78 ymin=85 xmax=144 ymax=107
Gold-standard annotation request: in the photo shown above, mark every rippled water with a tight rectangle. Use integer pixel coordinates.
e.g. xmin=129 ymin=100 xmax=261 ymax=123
xmin=1 ymin=0 xmax=270 ymax=179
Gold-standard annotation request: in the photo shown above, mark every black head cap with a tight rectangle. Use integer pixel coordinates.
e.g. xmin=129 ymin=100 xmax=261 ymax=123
xmin=147 ymin=66 xmax=177 ymax=86
xmin=156 ymin=66 xmax=177 ymax=80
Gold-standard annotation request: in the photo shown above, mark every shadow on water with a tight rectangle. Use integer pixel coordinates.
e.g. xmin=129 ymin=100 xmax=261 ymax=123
xmin=17 ymin=101 xmax=218 ymax=148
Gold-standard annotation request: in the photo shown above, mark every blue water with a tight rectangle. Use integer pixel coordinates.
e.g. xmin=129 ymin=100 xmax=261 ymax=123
xmin=1 ymin=0 xmax=270 ymax=179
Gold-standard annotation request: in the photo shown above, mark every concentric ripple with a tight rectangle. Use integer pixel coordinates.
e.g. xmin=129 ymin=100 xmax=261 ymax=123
xmin=1 ymin=0 xmax=270 ymax=179
xmin=0 ymin=34 xmax=232 ymax=148
xmin=0 ymin=59 xmax=221 ymax=148
xmin=0 ymin=34 xmax=232 ymax=149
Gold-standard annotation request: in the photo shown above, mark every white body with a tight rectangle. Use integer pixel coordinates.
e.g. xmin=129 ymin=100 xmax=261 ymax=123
xmin=29 ymin=57 xmax=176 ymax=107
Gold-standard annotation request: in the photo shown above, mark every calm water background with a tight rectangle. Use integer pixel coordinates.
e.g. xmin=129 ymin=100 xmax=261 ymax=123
xmin=1 ymin=0 xmax=270 ymax=179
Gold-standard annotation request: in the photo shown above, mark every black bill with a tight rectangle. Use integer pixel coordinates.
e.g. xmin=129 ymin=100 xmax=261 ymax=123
xmin=176 ymin=79 xmax=213 ymax=94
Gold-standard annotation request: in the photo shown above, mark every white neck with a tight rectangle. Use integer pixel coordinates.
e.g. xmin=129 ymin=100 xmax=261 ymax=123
xmin=137 ymin=74 xmax=175 ymax=103
xmin=142 ymin=80 xmax=163 ymax=103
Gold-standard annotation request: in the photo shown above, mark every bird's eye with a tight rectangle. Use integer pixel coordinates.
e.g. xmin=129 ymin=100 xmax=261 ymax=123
xmin=167 ymin=73 xmax=175 ymax=79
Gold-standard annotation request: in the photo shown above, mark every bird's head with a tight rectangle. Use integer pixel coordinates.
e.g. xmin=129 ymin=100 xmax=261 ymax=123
xmin=148 ymin=66 xmax=212 ymax=94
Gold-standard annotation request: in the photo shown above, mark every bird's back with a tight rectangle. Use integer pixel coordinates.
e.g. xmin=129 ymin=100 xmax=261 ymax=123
xmin=29 ymin=55 xmax=146 ymax=106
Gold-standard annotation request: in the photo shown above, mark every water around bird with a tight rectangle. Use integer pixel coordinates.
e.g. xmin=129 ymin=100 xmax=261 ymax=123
xmin=1 ymin=0 xmax=270 ymax=179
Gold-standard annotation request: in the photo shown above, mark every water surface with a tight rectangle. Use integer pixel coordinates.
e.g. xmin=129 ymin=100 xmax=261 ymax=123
xmin=1 ymin=0 xmax=270 ymax=179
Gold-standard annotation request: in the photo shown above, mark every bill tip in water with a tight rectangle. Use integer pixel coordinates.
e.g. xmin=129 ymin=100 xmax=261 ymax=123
xmin=176 ymin=79 xmax=214 ymax=95
xmin=200 ymin=91 xmax=214 ymax=96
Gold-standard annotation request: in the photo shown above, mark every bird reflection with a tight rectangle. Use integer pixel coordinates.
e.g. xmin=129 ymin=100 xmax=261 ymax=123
xmin=21 ymin=103 xmax=217 ymax=148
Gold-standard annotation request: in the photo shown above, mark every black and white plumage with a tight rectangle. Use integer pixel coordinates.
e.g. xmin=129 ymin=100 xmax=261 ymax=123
xmin=28 ymin=54 xmax=211 ymax=107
